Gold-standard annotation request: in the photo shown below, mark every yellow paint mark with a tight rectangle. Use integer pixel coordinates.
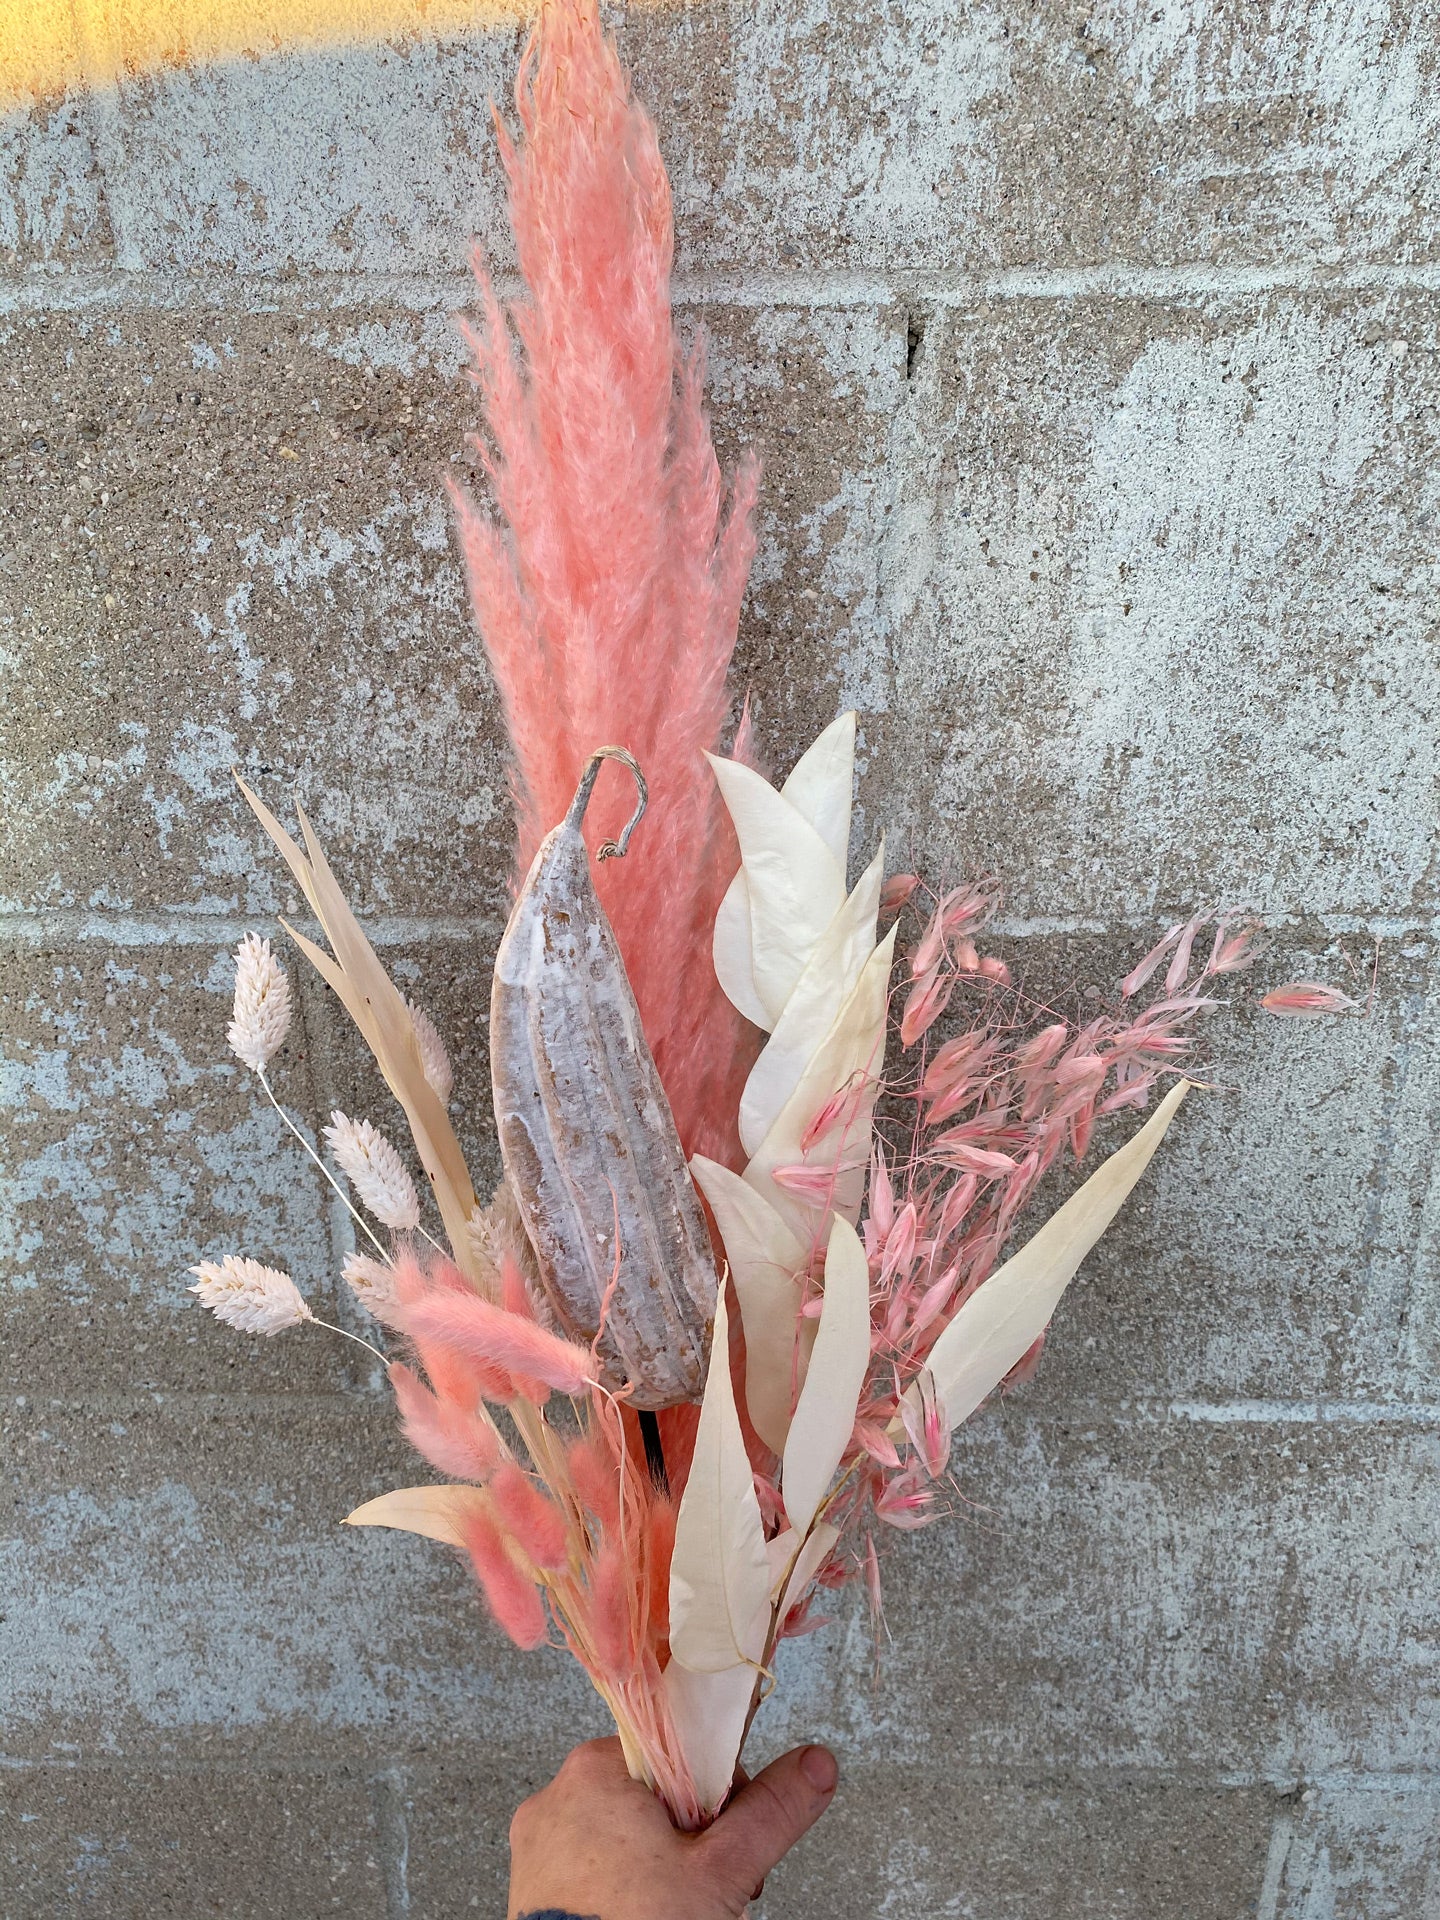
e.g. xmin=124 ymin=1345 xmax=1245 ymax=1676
xmin=1 ymin=0 xmax=535 ymax=109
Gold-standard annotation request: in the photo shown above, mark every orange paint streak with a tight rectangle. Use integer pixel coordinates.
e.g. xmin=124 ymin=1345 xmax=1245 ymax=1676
xmin=1 ymin=0 xmax=534 ymax=108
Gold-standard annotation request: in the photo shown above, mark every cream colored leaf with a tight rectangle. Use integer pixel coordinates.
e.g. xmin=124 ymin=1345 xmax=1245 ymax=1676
xmin=913 ymin=1080 xmax=1193 ymax=1434
xmin=691 ymin=1156 xmax=806 ymax=1455
xmin=668 ymin=1291 xmax=773 ymax=1675
xmin=781 ymin=1215 xmax=872 ymax=1539
xmin=712 ymin=870 xmax=772 ymax=1030
xmin=745 ymin=926 xmax=898 ymax=1237
xmin=739 ymin=842 xmax=885 ymax=1157
xmin=706 ymin=755 xmax=846 ymax=1026
xmin=662 ymin=1660 xmax=757 ymax=1816
xmin=343 ymin=1484 xmax=489 ymax=1549
xmin=779 ymin=710 xmax=855 ymax=869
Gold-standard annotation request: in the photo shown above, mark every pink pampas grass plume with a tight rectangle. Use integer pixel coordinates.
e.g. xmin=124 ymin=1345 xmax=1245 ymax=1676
xmin=459 ymin=1506 xmax=549 ymax=1651
xmin=190 ymin=1255 xmax=312 ymax=1335
xmin=449 ymin=0 xmax=758 ymax=1164
xmin=489 ymin=1460 xmax=570 ymax=1572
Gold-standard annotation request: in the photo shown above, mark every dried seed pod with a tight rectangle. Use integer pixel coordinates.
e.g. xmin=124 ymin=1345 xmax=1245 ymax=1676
xmin=491 ymin=747 xmax=718 ymax=1408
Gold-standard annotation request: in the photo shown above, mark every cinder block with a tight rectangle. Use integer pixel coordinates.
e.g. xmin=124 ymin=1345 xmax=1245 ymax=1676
xmin=7 ymin=1399 xmax=1435 ymax=1782
xmin=865 ymin=1414 xmax=1440 ymax=1779
xmin=0 ymin=1395 xmax=608 ymax=1764
xmin=0 ymin=1763 xmax=389 ymax=1918
xmin=861 ymin=287 xmax=1440 ymax=922
xmin=755 ymin=1765 xmax=1278 ymax=1920
xmin=967 ymin=930 xmax=1440 ymax=1407
xmin=0 ymin=91 xmax=107 ymax=267
xmin=12 ymin=4 xmax=1438 ymax=275
xmin=0 ymin=940 xmax=364 ymax=1395
xmin=1267 ymin=1783 xmax=1440 ymax=1919
xmin=0 ymin=298 xmax=897 ymax=920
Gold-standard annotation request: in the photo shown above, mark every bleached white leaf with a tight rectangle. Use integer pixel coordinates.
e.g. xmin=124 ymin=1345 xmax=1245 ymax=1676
xmin=690 ymin=1156 xmax=807 ymax=1455
xmin=739 ymin=842 xmax=885 ymax=1157
xmin=706 ymin=755 xmax=846 ymax=1026
xmin=662 ymin=1659 xmax=757 ymax=1816
xmin=913 ymin=1080 xmax=1193 ymax=1434
xmin=745 ymin=926 xmax=898 ymax=1236
xmin=712 ymin=869 xmax=772 ymax=1030
xmin=343 ymin=1484 xmax=489 ymax=1549
xmin=668 ymin=1291 xmax=773 ymax=1675
xmin=781 ymin=1216 xmax=872 ymax=1539
xmin=778 ymin=710 xmax=855 ymax=869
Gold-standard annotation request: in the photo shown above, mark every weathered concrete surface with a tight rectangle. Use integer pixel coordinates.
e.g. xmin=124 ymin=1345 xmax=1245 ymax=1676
xmin=3 ymin=2 xmax=1437 ymax=1915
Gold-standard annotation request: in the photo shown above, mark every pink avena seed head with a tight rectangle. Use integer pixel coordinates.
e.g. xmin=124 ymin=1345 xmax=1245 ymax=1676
xmin=489 ymin=1460 xmax=571 ymax=1572
xmin=880 ymin=873 xmax=920 ymax=915
xmin=900 ymin=966 xmax=955 ymax=1046
xmin=1261 ymin=982 xmax=1359 ymax=1018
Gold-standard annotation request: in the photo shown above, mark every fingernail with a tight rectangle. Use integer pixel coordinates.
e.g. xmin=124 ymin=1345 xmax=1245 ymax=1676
xmin=800 ymin=1745 xmax=838 ymax=1794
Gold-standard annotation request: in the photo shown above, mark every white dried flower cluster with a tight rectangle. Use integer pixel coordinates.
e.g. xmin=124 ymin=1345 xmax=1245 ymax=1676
xmin=407 ymin=998 xmax=454 ymax=1104
xmin=324 ymin=1111 xmax=422 ymax=1230
xmin=342 ymin=1250 xmax=398 ymax=1315
xmin=189 ymin=1255 xmax=313 ymax=1335
xmin=227 ymin=933 xmax=293 ymax=1072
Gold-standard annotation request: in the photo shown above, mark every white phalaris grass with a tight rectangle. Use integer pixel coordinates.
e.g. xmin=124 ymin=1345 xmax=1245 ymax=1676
xmin=190 ymin=1255 xmax=313 ymax=1335
xmin=227 ymin=933 xmax=293 ymax=1072
xmin=406 ymin=998 xmax=454 ymax=1105
xmin=324 ymin=1112 xmax=422 ymax=1231
xmin=342 ymin=1249 xmax=399 ymax=1315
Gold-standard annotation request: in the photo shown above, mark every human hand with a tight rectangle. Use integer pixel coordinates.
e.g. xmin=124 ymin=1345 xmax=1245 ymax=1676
xmin=506 ymin=1736 xmax=839 ymax=1919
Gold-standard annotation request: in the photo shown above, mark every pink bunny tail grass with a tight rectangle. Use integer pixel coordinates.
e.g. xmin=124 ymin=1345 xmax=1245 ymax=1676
xmin=566 ymin=1429 xmax=624 ymax=1532
xmin=389 ymin=1253 xmax=518 ymax=1405
xmin=388 ymin=1361 xmax=500 ymax=1483
xmin=459 ymin=1506 xmax=550 ymax=1651
xmin=403 ymin=1289 xmax=594 ymax=1396
xmin=449 ymin=0 xmax=757 ymax=1162
xmin=488 ymin=1460 xmax=571 ymax=1572
xmin=584 ymin=1536 xmax=638 ymax=1679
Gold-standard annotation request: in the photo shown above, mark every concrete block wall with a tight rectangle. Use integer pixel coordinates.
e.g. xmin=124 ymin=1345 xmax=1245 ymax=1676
xmin=3 ymin=4 xmax=1437 ymax=1914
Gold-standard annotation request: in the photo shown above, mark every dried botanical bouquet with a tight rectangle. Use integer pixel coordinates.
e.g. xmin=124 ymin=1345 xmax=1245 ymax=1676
xmin=190 ymin=0 xmax=1342 ymax=1829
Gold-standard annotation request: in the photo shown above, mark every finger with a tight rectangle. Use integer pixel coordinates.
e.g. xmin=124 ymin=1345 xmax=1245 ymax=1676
xmin=699 ymin=1745 xmax=838 ymax=1901
xmin=558 ymin=1736 xmax=628 ymax=1785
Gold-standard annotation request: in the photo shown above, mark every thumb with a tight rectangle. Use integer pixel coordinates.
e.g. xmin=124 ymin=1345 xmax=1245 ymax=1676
xmin=699 ymin=1746 xmax=838 ymax=1904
